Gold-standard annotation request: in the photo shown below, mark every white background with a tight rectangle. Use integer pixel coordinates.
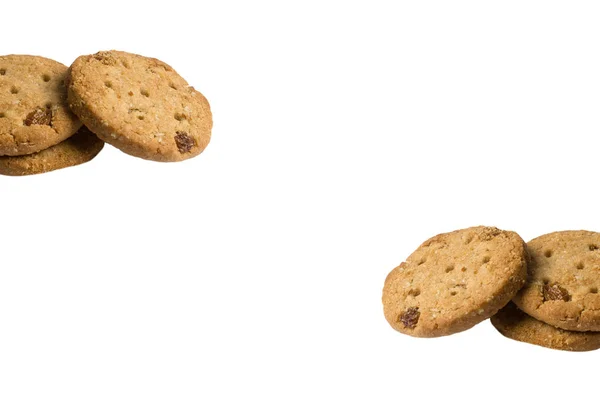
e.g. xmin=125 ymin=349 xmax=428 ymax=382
xmin=1 ymin=1 xmax=600 ymax=395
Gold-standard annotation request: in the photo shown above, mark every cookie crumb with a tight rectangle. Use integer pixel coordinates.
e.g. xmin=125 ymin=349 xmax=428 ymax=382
xmin=92 ymin=52 xmax=117 ymax=66
xmin=174 ymin=131 xmax=195 ymax=153
xmin=399 ymin=307 xmax=420 ymax=329
xmin=543 ymin=283 xmax=571 ymax=302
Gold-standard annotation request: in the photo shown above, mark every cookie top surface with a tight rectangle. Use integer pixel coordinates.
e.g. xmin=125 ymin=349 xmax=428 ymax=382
xmin=67 ymin=50 xmax=212 ymax=162
xmin=0 ymin=126 xmax=104 ymax=176
xmin=0 ymin=55 xmax=82 ymax=155
xmin=382 ymin=226 xmax=527 ymax=337
xmin=491 ymin=302 xmax=600 ymax=352
xmin=513 ymin=230 xmax=600 ymax=331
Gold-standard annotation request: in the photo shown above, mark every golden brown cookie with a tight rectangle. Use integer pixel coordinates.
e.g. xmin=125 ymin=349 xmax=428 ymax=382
xmin=0 ymin=55 xmax=82 ymax=156
xmin=0 ymin=126 xmax=104 ymax=176
xmin=66 ymin=50 xmax=212 ymax=162
xmin=382 ymin=226 xmax=527 ymax=337
xmin=513 ymin=230 xmax=600 ymax=331
xmin=491 ymin=302 xmax=600 ymax=351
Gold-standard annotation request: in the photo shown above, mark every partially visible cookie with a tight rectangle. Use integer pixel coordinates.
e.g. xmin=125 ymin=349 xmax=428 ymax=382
xmin=491 ymin=302 xmax=600 ymax=351
xmin=513 ymin=230 xmax=600 ymax=331
xmin=0 ymin=126 xmax=104 ymax=176
xmin=382 ymin=226 xmax=527 ymax=337
xmin=0 ymin=55 xmax=82 ymax=156
xmin=67 ymin=50 xmax=212 ymax=162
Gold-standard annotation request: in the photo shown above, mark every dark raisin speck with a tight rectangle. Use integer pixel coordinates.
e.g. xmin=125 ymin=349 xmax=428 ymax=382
xmin=174 ymin=132 xmax=195 ymax=153
xmin=23 ymin=108 xmax=52 ymax=126
xmin=543 ymin=283 xmax=571 ymax=302
xmin=399 ymin=307 xmax=420 ymax=329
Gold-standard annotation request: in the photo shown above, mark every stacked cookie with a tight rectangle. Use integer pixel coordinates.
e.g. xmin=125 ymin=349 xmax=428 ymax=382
xmin=0 ymin=51 xmax=212 ymax=176
xmin=382 ymin=227 xmax=600 ymax=352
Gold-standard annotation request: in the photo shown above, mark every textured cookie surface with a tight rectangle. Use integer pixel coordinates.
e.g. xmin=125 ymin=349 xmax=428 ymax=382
xmin=0 ymin=126 xmax=103 ymax=176
xmin=513 ymin=230 xmax=600 ymax=331
xmin=382 ymin=226 xmax=527 ymax=337
xmin=0 ymin=55 xmax=82 ymax=155
xmin=67 ymin=50 xmax=212 ymax=162
xmin=491 ymin=302 xmax=600 ymax=351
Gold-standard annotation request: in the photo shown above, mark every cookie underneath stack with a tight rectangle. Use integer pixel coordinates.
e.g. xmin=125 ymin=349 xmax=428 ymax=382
xmin=0 ymin=51 xmax=212 ymax=176
xmin=382 ymin=227 xmax=600 ymax=352
xmin=0 ymin=126 xmax=103 ymax=176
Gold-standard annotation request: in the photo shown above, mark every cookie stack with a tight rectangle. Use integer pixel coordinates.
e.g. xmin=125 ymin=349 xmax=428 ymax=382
xmin=0 ymin=51 xmax=212 ymax=176
xmin=382 ymin=227 xmax=600 ymax=352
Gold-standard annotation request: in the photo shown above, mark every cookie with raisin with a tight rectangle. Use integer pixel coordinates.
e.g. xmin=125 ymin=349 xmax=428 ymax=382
xmin=382 ymin=226 xmax=527 ymax=337
xmin=513 ymin=230 xmax=600 ymax=331
xmin=491 ymin=302 xmax=600 ymax=351
xmin=0 ymin=55 xmax=82 ymax=155
xmin=67 ymin=50 xmax=212 ymax=162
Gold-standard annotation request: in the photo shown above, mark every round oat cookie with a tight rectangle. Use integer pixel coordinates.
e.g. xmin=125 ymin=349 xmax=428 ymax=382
xmin=0 ymin=55 xmax=82 ymax=156
xmin=66 ymin=50 xmax=212 ymax=162
xmin=382 ymin=226 xmax=527 ymax=337
xmin=513 ymin=230 xmax=600 ymax=332
xmin=491 ymin=302 xmax=600 ymax=352
xmin=0 ymin=126 xmax=104 ymax=176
